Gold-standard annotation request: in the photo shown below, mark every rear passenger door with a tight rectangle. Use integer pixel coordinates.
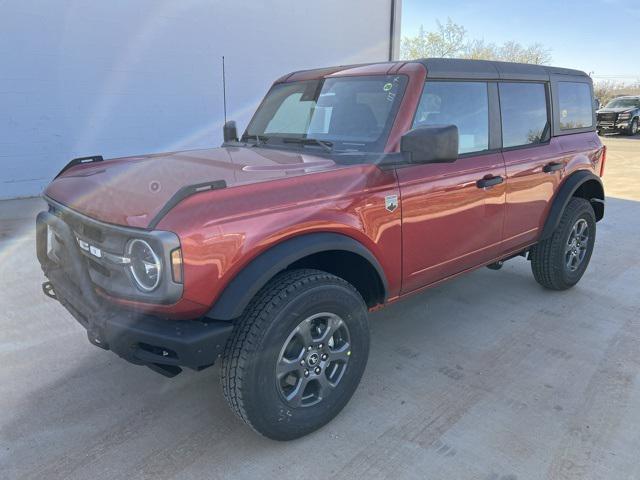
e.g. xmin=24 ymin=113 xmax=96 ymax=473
xmin=397 ymin=81 xmax=506 ymax=293
xmin=499 ymin=82 xmax=564 ymax=252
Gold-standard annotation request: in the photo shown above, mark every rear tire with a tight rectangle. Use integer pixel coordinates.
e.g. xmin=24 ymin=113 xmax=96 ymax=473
xmin=221 ymin=269 xmax=369 ymax=440
xmin=530 ymin=198 xmax=596 ymax=290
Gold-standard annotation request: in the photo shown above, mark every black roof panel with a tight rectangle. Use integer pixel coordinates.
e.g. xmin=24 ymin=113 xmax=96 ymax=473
xmin=414 ymin=58 xmax=589 ymax=81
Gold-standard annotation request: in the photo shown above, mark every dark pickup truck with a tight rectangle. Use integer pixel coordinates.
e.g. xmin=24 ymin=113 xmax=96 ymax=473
xmin=597 ymin=96 xmax=640 ymax=135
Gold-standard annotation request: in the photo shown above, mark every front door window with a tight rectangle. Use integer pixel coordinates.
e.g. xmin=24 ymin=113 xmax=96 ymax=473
xmin=414 ymin=81 xmax=489 ymax=155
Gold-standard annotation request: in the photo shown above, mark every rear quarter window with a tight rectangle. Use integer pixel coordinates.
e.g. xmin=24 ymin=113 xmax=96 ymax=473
xmin=558 ymin=82 xmax=593 ymax=130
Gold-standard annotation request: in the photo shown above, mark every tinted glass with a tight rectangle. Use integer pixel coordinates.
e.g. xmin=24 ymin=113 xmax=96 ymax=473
xmin=413 ymin=81 xmax=489 ymax=154
xmin=605 ymin=98 xmax=640 ymax=108
xmin=499 ymin=82 xmax=549 ymax=148
xmin=246 ymin=75 xmax=407 ymax=152
xmin=558 ymin=82 xmax=593 ymax=130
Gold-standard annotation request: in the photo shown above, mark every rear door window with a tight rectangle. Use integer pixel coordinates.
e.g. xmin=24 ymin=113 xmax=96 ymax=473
xmin=499 ymin=82 xmax=549 ymax=148
xmin=557 ymin=82 xmax=594 ymax=130
xmin=413 ymin=81 xmax=489 ymax=155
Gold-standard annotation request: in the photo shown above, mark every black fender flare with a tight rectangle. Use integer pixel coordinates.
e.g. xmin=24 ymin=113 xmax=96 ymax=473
xmin=206 ymin=232 xmax=388 ymax=321
xmin=540 ymin=170 xmax=604 ymax=240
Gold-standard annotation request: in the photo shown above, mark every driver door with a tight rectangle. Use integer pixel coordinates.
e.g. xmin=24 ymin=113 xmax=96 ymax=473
xmin=398 ymin=80 xmax=506 ymax=293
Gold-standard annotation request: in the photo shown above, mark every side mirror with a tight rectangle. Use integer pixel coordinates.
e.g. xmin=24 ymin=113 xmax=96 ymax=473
xmin=223 ymin=120 xmax=238 ymax=143
xmin=401 ymin=125 xmax=458 ymax=164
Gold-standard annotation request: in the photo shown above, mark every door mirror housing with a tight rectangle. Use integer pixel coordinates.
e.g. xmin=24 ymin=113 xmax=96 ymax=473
xmin=400 ymin=125 xmax=459 ymax=164
xmin=223 ymin=120 xmax=238 ymax=143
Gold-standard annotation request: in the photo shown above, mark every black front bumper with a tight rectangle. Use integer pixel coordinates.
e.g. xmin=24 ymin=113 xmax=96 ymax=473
xmin=597 ymin=114 xmax=627 ymax=132
xmin=36 ymin=210 xmax=233 ymax=377
xmin=597 ymin=123 xmax=628 ymax=132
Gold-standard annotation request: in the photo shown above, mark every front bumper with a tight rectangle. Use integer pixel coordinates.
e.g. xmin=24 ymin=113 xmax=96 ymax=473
xmin=36 ymin=210 xmax=233 ymax=377
xmin=597 ymin=121 xmax=629 ymax=131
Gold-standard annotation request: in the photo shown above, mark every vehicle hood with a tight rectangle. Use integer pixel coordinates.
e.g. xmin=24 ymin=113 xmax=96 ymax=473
xmin=597 ymin=107 xmax=635 ymax=114
xmin=44 ymin=146 xmax=342 ymax=228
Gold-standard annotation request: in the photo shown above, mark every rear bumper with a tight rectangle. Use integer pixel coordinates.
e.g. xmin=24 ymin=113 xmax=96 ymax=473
xmin=37 ymin=210 xmax=233 ymax=377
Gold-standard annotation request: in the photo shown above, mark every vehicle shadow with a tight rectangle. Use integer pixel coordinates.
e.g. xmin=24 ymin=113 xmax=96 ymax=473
xmin=4 ymin=196 xmax=640 ymax=480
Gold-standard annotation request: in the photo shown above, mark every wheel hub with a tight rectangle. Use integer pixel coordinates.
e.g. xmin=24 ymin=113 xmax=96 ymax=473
xmin=306 ymin=352 xmax=320 ymax=367
xmin=276 ymin=312 xmax=351 ymax=408
xmin=565 ymin=218 xmax=589 ymax=272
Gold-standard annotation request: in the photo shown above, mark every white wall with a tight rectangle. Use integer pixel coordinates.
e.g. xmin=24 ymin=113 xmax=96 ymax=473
xmin=0 ymin=0 xmax=398 ymax=199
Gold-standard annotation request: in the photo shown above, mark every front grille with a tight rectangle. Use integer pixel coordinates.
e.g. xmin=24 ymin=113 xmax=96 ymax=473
xmin=42 ymin=197 xmax=183 ymax=305
xmin=87 ymin=257 xmax=111 ymax=277
xmin=598 ymin=112 xmax=617 ymax=123
xmin=81 ymin=223 xmax=104 ymax=242
xmin=45 ymin=201 xmax=128 ymax=294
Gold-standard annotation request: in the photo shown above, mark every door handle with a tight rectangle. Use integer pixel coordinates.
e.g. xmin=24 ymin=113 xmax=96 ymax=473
xmin=476 ymin=175 xmax=504 ymax=189
xmin=543 ymin=161 xmax=563 ymax=173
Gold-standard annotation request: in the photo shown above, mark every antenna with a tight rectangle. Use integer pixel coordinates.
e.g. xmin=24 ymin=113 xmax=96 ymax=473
xmin=222 ymin=56 xmax=227 ymax=124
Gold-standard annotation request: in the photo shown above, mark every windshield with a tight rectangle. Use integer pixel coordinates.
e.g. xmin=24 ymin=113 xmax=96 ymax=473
xmin=605 ymin=98 xmax=640 ymax=108
xmin=244 ymin=75 xmax=408 ymax=152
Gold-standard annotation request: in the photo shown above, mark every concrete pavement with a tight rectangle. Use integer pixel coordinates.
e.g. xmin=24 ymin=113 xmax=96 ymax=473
xmin=1 ymin=136 xmax=639 ymax=480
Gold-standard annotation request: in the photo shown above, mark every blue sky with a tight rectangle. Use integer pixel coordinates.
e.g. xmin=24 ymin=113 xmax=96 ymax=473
xmin=401 ymin=0 xmax=639 ymax=82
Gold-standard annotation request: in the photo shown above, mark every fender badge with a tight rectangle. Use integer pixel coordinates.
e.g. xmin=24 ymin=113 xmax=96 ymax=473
xmin=385 ymin=195 xmax=398 ymax=212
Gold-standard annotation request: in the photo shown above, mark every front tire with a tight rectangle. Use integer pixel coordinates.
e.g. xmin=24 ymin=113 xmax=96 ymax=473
xmin=221 ymin=269 xmax=369 ymax=440
xmin=627 ymin=118 xmax=638 ymax=136
xmin=530 ymin=197 xmax=596 ymax=290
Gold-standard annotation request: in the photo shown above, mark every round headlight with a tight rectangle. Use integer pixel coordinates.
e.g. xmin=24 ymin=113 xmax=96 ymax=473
xmin=126 ymin=239 xmax=162 ymax=292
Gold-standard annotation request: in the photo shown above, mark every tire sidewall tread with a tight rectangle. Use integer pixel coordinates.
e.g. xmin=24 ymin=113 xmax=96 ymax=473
xmin=531 ymin=197 xmax=596 ymax=290
xmin=221 ymin=269 xmax=369 ymax=440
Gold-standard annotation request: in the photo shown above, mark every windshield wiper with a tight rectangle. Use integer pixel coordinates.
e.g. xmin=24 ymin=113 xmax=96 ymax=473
xmin=240 ymin=134 xmax=269 ymax=147
xmin=282 ymin=137 xmax=333 ymax=152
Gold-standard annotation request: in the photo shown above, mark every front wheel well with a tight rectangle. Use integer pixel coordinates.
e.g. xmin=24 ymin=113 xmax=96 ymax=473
xmin=206 ymin=232 xmax=388 ymax=321
xmin=572 ymin=178 xmax=604 ymax=221
xmin=289 ymin=251 xmax=385 ymax=308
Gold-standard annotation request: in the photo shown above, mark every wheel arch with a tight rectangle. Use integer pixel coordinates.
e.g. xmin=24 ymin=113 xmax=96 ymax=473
xmin=540 ymin=170 xmax=604 ymax=240
xmin=206 ymin=232 xmax=388 ymax=321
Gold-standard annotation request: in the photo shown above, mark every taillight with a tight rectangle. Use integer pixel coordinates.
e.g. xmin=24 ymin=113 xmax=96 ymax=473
xmin=600 ymin=145 xmax=607 ymax=177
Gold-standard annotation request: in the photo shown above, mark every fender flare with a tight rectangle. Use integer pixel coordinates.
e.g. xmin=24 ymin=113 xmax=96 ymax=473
xmin=206 ymin=232 xmax=388 ymax=321
xmin=540 ymin=170 xmax=604 ymax=240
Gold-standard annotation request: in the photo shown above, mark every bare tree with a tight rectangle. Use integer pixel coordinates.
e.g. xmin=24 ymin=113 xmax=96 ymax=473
xmin=401 ymin=19 xmax=552 ymax=65
xmin=594 ymin=80 xmax=640 ymax=106
xmin=400 ymin=19 xmax=466 ymax=60
xmin=522 ymin=43 xmax=553 ymax=65
xmin=496 ymin=41 xmax=552 ymax=65
xmin=464 ymin=39 xmax=499 ymax=60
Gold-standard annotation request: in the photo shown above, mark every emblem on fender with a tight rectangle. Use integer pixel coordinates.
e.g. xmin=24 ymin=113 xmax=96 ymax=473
xmin=385 ymin=195 xmax=398 ymax=212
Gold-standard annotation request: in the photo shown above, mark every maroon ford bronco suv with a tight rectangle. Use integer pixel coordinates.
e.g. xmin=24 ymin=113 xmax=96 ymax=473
xmin=37 ymin=59 xmax=605 ymax=440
